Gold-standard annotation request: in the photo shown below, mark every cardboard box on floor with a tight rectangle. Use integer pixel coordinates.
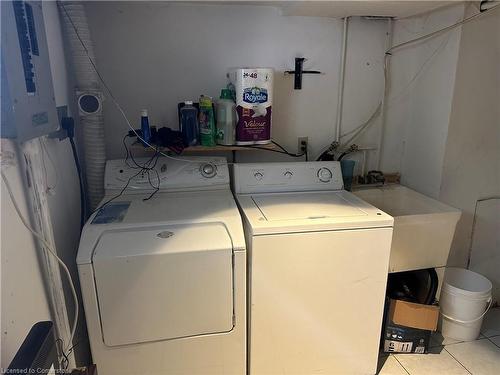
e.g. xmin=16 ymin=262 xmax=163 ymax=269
xmin=383 ymin=299 xmax=439 ymax=354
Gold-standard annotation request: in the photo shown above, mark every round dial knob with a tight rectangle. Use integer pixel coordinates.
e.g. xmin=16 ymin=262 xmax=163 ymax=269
xmin=200 ymin=163 xmax=217 ymax=178
xmin=284 ymin=171 xmax=293 ymax=179
xmin=317 ymin=167 xmax=333 ymax=182
xmin=254 ymin=172 xmax=264 ymax=181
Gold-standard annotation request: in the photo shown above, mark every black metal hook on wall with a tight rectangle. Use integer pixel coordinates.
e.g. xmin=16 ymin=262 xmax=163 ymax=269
xmin=285 ymin=58 xmax=322 ymax=90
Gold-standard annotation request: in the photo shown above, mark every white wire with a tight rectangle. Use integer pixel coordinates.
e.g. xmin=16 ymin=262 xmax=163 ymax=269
xmin=339 ymin=4 xmax=499 ymax=151
xmin=1 ymin=170 xmax=78 ymax=353
xmin=387 ymin=4 xmax=500 ymax=54
xmin=386 ymin=33 xmax=451 ymax=106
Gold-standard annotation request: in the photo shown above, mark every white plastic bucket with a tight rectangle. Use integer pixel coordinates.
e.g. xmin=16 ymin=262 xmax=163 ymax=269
xmin=440 ymin=268 xmax=492 ymax=341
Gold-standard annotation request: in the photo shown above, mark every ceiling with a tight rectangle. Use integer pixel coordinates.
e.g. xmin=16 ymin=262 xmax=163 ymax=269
xmin=277 ymin=1 xmax=458 ymax=18
xmin=182 ymin=1 xmax=460 ymax=18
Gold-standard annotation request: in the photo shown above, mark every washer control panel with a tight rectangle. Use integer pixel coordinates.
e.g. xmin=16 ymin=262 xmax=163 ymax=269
xmin=233 ymin=161 xmax=344 ymax=194
xmin=105 ymin=156 xmax=229 ymax=192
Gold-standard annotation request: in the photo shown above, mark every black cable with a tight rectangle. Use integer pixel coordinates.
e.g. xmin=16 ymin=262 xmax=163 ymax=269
xmin=103 ymin=135 xmax=162 ymax=206
xmin=216 ymin=141 xmax=305 ymax=158
xmin=142 ymin=149 xmax=161 ymax=201
xmin=143 ymin=166 xmax=160 ymax=201
xmin=425 ymin=268 xmax=439 ymax=305
xmin=55 ymin=338 xmax=70 ymax=370
xmin=271 ymin=140 xmax=305 ymax=158
xmin=123 ymin=134 xmax=135 ymax=169
xmin=68 ymin=137 xmax=85 ymax=230
xmin=94 ymin=169 xmax=143 ymax=213
xmin=337 ymin=152 xmax=348 ymax=161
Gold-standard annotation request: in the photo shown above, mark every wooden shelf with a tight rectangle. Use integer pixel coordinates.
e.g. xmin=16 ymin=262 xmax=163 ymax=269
xmin=131 ymin=142 xmax=282 ymax=153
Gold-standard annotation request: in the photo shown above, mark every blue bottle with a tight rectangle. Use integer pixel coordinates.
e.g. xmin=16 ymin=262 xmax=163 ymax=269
xmin=140 ymin=109 xmax=151 ymax=146
xmin=180 ymin=101 xmax=199 ymax=146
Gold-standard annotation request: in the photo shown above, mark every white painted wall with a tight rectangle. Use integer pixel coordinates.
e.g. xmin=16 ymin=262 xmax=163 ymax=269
xmin=0 ymin=141 xmax=53 ymax=367
xmin=382 ymin=3 xmax=465 ymax=198
xmin=84 ymin=2 xmax=388 ymax=166
xmin=439 ymin=6 xmax=500 ymax=272
xmin=469 ymin=200 xmax=500 ymax=303
xmin=85 ymin=1 xmax=473 ymax=184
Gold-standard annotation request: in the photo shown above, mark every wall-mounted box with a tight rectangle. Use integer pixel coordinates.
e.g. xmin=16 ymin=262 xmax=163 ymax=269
xmin=1 ymin=1 xmax=58 ymax=142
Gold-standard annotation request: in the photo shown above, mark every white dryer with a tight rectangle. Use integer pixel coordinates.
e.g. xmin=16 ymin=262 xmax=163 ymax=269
xmin=233 ymin=161 xmax=394 ymax=375
xmin=77 ymin=156 xmax=246 ymax=375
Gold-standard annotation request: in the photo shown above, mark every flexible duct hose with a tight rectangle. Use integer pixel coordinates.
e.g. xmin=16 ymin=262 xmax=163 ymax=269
xmin=59 ymin=2 xmax=105 ymax=210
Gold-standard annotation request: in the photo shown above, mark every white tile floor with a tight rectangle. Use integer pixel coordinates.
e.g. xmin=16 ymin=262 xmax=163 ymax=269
xmin=378 ymin=307 xmax=500 ymax=375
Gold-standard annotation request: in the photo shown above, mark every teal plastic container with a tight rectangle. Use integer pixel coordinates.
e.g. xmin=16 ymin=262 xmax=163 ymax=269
xmin=340 ymin=160 xmax=356 ymax=191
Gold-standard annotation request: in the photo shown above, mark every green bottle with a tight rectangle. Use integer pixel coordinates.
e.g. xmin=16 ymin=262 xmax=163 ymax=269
xmin=198 ymin=95 xmax=216 ymax=146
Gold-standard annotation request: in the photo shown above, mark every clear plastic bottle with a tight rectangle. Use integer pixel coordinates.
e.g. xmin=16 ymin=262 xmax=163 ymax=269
xmin=216 ymin=89 xmax=236 ymax=145
xmin=180 ymin=101 xmax=199 ymax=146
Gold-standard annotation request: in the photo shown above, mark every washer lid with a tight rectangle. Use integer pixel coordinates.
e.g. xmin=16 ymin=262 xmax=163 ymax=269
xmin=92 ymin=223 xmax=234 ymax=346
xmin=236 ymin=190 xmax=393 ymax=235
xmin=253 ymin=192 xmax=368 ymax=221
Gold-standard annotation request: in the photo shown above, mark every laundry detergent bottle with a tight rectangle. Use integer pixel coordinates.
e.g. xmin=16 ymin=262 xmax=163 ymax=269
xmin=198 ymin=95 xmax=216 ymax=146
xmin=216 ymin=89 xmax=236 ymax=145
xmin=180 ymin=101 xmax=199 ymax=146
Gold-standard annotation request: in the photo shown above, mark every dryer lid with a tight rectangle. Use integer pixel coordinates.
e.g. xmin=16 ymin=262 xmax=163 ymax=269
xmin=92 ymin=223 xmax=234 ymax=346
xmin=92 ymin=222 xmax=232 ymax=260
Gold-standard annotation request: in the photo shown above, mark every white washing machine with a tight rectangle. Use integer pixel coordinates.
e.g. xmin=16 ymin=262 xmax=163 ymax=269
xmin=233 ymin=161 xmax=394 ymax=375
xmin=77 ymin=156 xmax=246 ymax=375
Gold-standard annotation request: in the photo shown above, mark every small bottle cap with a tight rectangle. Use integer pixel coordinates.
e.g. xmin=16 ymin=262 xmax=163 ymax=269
xmin=184 ymin=101 xmax=193 ymax=105
xmin=141 ymin=109 xmax=148 ymax=117
xmin=220 ymin=88 xmax=233 ymax=100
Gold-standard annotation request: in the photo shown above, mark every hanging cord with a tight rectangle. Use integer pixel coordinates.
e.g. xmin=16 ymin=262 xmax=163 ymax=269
xmin=92 ymin=137 xmax=162 ymax=214
xmin=68 ymin=137 xmax=85 ymax=230
xmin=215 ymin=140 xmax=305 ymax=158
xmin=1 ymin=171 xmax=79 ymax=355
xmin=271 ymin=140 xmax=306 ymax=159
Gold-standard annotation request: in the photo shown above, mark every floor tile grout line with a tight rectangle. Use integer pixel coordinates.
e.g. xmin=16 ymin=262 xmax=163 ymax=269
xmin=392 ymin=354 xmax=411 ymax=375
xmin=486 ymin=336 xmax=500 ymax=348
xmin=443 ymin=346 xmax=473 ymax=375
xmin=481 ymin=332 xmax=500 ymax=339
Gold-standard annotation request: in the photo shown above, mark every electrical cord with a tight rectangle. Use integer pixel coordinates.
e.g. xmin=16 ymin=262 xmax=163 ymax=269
xmin=93 ymin=169 xmax=144 ymax=213
xmin=68 ymin=136 xmax=86 ymax=230
xmin=93 ymin=137 xmax=162 ymax=214
xmin=271 ymin=140 xmax=306 ymax=158
xmin=193 ymin=140 xmax=306 ymax=158
xmin=55 ymin=338 xmax=70 ymax=369
xmin=1 ymin=170 xmax=79 ymax=354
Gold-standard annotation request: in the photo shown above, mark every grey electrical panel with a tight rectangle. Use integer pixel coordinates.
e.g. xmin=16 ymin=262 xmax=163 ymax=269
xmin=1 ymin=1 xmax=58 ymax=142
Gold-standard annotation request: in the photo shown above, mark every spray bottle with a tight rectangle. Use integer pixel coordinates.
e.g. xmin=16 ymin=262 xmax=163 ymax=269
xmin=140 ymin=109 xmax=151 ymax=146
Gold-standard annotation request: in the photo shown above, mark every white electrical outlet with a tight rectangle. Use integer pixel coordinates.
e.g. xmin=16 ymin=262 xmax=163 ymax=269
xmin=298 ymin=137 xmax=308 ymax=154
